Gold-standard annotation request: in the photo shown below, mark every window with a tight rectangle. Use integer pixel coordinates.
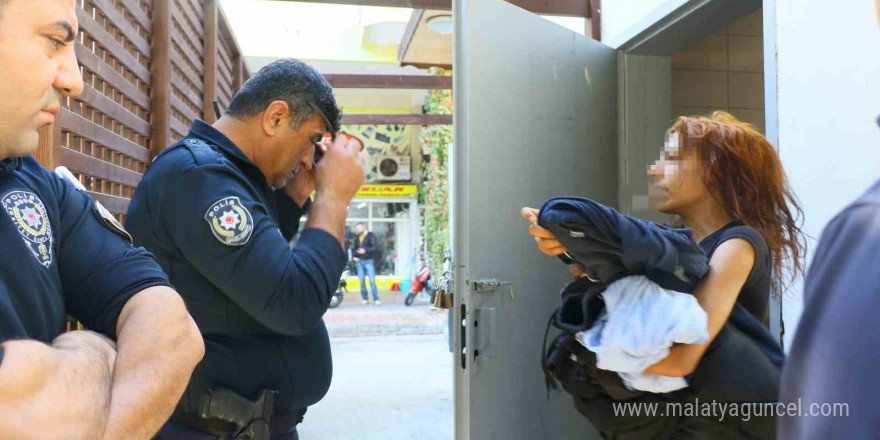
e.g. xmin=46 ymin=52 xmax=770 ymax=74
xmin=301 ymin=199 xmax=416 ymax=277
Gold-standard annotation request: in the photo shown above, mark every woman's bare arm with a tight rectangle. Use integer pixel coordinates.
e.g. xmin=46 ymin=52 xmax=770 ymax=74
xmin=643 ymin=238 xmax=755 ymax=377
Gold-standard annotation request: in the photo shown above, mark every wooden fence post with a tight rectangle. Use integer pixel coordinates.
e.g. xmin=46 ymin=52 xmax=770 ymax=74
xmin=151 ymin=0 xmax=172 ymax=158
xmin=203 ymin=0 xmax=219 ymax=123
xmin=34 ymin=113 xmax=63 ymax=170
xmin=232 ymin=54 xmax=243 ymax=92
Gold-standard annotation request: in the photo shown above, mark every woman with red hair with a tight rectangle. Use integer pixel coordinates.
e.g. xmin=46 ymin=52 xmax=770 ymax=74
xmin=639 ymin=111 xmax=804 ymax=373
xmin=524 ymin=111 xmax=805 ymax=432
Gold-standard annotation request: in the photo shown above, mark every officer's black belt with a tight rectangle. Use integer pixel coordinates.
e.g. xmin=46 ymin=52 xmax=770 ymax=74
xmin=171 ymin=409 xmax=304 ymax=438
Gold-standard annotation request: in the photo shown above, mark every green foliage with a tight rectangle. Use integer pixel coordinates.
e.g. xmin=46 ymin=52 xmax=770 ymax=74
xmin=419 ymin=86 xmax=452 ymax=274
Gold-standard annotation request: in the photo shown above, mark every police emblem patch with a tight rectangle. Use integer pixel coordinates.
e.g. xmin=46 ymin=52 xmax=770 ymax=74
xmin=204 ymin=196 xmax=254 ymax=246
xmin=2 ymin=190 xmax=54 ymax=268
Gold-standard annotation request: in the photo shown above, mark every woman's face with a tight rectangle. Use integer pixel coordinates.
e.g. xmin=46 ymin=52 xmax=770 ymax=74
xmin=647 ymin=132 xmax=713 ymax=215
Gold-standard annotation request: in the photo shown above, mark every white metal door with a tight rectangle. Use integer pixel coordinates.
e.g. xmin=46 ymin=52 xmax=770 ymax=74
xmin=453 ymin=0 xmax=619 ymax=438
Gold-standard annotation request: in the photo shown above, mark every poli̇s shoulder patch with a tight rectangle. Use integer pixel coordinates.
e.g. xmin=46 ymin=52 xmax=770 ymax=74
xmin=204 ymin=196 xmax=254 ymax=246
xmin=94 ymin=200 xmax=132 ymax=243
xmin=2 ymin=190 xmax=54 ymax=268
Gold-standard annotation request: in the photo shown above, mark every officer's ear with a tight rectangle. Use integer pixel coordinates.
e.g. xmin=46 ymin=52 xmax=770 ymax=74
xmin=262 ymin=101 xmax=291 ymax=137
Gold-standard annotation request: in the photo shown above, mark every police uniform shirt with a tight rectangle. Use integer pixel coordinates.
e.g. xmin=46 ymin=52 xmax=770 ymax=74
xmin=126 ymin=119 xmax=347 ymax=416
xmin=0 ymin=156 xmax=171 ymax=348
xmin=779 ymin=175 xmax=880 ymax=439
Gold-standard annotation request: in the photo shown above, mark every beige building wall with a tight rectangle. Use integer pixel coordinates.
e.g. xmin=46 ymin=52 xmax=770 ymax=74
xmin=671 ymin=9 xmax=766 ymax=133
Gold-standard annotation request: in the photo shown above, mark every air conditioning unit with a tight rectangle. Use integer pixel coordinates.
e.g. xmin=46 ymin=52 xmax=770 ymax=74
xmin=376 ymin=156 xmax=412 ymax=182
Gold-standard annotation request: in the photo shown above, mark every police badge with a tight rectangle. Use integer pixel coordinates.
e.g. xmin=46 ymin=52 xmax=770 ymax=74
xmin=2 ymin=190 xmax=54 ymax=268
xmin=205 ymin=196 xmax=254 ymax=246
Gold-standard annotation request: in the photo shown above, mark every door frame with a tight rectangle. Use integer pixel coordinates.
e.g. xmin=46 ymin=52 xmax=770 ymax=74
xmin=452 ymin=0 xmax=469 ymax=437
xmin=607 ymin=0 xmax=762 ymax=55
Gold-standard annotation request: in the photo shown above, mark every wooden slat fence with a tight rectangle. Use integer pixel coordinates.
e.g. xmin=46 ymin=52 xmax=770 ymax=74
xmin=36 ymin=0 xmax=249 ymax=221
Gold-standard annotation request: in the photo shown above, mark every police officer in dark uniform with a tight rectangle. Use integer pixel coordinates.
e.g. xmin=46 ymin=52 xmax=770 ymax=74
xmin=126 ymin=59 xmax=365 ymax=440
xmin=0 ymin=0 xmax=204 ymax=438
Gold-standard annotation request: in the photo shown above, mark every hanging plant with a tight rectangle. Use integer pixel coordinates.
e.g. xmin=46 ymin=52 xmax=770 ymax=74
xmin=418 ymin=81 xmax=453 ymax=275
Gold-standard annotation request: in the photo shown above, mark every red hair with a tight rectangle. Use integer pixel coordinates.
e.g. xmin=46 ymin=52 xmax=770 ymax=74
xmin=670 ymin=111 xmax=806 ymax=287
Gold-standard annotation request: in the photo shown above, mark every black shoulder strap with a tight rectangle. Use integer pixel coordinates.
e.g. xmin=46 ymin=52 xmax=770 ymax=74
xmin=182 ymin=138 xmax=220 ymax=167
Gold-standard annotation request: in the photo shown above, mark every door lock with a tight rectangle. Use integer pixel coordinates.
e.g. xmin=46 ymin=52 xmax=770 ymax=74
xmin=433 ymin=249 xmax=454 ymax=309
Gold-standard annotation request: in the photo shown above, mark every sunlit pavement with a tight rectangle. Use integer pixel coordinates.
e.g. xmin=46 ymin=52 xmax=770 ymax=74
xmin=299 ymin=334 xmax=454 ymax=440
xmin=323 ymin=290 xmax=448 ymax=337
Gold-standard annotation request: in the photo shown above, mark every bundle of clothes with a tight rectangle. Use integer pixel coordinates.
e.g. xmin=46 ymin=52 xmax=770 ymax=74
xmin=539 ymin=197 xmax=784 ymax=440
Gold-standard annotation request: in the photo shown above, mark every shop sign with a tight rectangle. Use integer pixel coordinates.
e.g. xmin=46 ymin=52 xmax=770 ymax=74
xmin=355 ymin=184 xmax=418 ymax=198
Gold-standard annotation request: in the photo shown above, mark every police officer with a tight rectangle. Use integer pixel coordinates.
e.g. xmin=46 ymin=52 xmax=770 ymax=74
xmin=126 ymin=59 xmax=365 ymax=440
xmin=0 ymin=0 xmax=205 ymax=439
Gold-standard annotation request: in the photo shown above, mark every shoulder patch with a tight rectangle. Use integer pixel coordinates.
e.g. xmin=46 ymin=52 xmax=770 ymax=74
xmin=204 ymin=196 xmax=254 ymax=246
xmin=2 ymin=190 xmax=54 ymax=268
xmin=94 ymin=201 xmax=132 ymax=243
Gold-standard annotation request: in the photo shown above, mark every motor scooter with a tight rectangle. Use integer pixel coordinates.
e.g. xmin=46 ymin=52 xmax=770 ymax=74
xmin=404 ymin=262 xmax=434 ymax=306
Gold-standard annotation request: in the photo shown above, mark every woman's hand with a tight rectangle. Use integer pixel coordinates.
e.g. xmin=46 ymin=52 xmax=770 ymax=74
xmin=521 ymin=207 xmax=567 ymax=256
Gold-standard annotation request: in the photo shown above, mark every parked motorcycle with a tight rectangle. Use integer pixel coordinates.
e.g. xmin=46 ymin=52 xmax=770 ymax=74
xmin=404 ymin=262 xmax=434 ymax=306
xmin=329 ymin=267 xmax=351 ymax=309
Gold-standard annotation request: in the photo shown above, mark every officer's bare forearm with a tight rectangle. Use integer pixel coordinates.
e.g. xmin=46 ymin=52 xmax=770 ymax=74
xmin=305 ymin=195 xmax=349 ymax=249
xmin=0 ymin=335 xmax=115 ymax=440
xmin=102 ymin=286 xmax=204 ymax=440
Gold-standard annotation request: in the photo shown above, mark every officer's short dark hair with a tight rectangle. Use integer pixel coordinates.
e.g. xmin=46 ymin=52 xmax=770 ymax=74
xmin=225 ymin=59 xmax=341 ymax=133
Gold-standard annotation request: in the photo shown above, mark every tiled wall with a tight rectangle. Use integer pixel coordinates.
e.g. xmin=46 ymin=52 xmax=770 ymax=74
xmin=671 ymin=9 xmax=765 ymax=133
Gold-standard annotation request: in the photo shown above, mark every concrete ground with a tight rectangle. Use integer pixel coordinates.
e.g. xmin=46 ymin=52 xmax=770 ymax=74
xmin=323 ymin=289 xmax=447 ymax=337
xmin=298 ymin=334 xmax=454 ymax=440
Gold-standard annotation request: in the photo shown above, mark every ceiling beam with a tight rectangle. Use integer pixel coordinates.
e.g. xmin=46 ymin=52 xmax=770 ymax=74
xmin=276 ymin=0 xmax=588 ymax=16
xmin=398 ymin=9 xmax=424 ymax=61
xmin=326 ymin=74 xmax=451 ymax=89
xmin=342 ymin=114 xmax=452 ymax=125
xmin=589 ymin=0 xmax=601 ymax=40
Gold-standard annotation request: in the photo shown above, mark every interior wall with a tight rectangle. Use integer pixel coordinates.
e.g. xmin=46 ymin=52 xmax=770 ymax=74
xmin=619 ymin=10 xmax=765 ymax=225
xmin=618 ymin=53 xmax=673 ymax=224
xmin=772 ymin=0 xmax=880 ymax=349
xmin=671 ymin=9 xmax=765 ymax=132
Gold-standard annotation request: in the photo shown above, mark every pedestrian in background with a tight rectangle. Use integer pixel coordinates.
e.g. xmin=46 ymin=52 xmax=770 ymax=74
xmin=353 ymin=223 xmax=381 ymax=305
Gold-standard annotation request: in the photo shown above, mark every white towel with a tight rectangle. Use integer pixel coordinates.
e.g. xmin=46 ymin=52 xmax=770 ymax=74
xmin=576 ymin=275 xmax=708 ymax=393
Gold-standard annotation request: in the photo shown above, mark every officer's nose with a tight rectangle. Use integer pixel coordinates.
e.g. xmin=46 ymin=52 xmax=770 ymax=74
xmin=55 ymin=45 xmax=84 ymax=97
xmin=300 ymin=151 xmax=314 ymax=171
